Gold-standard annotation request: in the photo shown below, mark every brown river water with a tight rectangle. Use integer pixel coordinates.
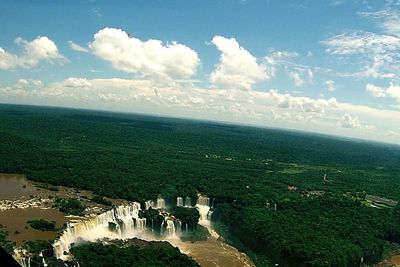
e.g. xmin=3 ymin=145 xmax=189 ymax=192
xmin=171 ymin=231 xmax=255 ymax=267
xmin=0 ymin=174 xmax=36 ymax=200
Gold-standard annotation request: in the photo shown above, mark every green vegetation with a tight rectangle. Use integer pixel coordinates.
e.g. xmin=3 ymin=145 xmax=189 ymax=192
xmin=55 ymin=197 xmax=85 ymax=216
xmin=1 ymin=104 xmax=400 ymax=266
xmin=0 ymin=230 xmax=13 ymax=254
xmin=108 ymin=222 xmax=118 ymax=232
xmin=27 ymin=219 xmax=56 ymax=231
xmin=180 ymin=224 xmax=210 ymax=242
xmin=70 ymin=240 xmax=199 ymax=267
xmin=91 ymin=195 xmax=112 ymax=206
xmin=23 ymin=240 xmax=53 ymax=254
xmin=139 ymin=208 xmax=165 ymax=233
xmin=169 ymin=207 xmax=200 ymax=232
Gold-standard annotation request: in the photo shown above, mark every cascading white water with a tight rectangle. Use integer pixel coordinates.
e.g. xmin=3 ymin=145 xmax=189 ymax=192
xmin=160 ymin=219 xmax=166 ymax=235
xmin=145 ymin=200 xmax=155 ymax=210
xmin=176 ymin=219 xmax=182 ymax=234
xmin=53 ymin=195 xmax=212 ymax=262
xmin=145 ymin=196 xmax=165 ymax=209
xmin=18 ymin=257 xmax=30 ymax=267
xmin=39 ymin=251 xmax=47 ymax=267
xmin=53 ymin=203 xmax=145 ymax=259
xmin=197 ymin=195 xmax=210 ymax=206
xmin=166 ymin=219 xmax=176 ymax=236
xmin=196 ymin=194 xmax=211 ymax=227
xmin=176 ymin=197 xmax=183 ymax=207
xmin=185 ymin=197 xmax=191 ymax=207
xmin=135 ymin=218 xmax=146 ymax=230
xmin=156 ymin=196 xmax=165 ymax=209
xmin=13 ymin=248 xmax=31 ymax=267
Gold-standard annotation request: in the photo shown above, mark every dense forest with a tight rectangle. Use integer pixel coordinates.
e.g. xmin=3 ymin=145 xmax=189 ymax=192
xmin=70 ymin=239 xmax=199 ymax=267
xmin=1 ymin=104 xmax=400 ymax=266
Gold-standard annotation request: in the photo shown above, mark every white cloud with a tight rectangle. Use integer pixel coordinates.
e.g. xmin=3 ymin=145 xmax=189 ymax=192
xmin=264 ymin=50 xmax=299 ymax=78
xmin=264 ymin=50 xmax=315 ymax=87
xmin=289 ymin=71 xmax=304 ymax=87
xmin=386 ymin=83 xmax=400 ymax=103
xmin=62 ymin=77 xmax=92 ymax=88
xmin=366 ymin=82 xmax=400 ymax=103
xmin=322 ymin=31 xmax=400 ymax=55
xmin=68 ymin=41 xmax=88 ymax=52
xmin=340 ymin=113 xmax=361 ymax=129
xmin=366 ymin=83 xmax=386 ymax=97
xmin=210 ymin=35 xmax=269 ymax=90
xmin=90 ymin=27 xmax=200 ymax=79
xmin=0 ymin=36 xmax=66 ymax=70
xmin=321 ymin=31 xmax=400 ymax=79
xmin=360 ymin=5 xmax=400 ymax=37
xmin=2 ymin=75 xmax=400 ymax=144
xmin=339 ymin=113 xmax=374 ymax=131
xmin=326 ymin=80 xmax=335 ymax=91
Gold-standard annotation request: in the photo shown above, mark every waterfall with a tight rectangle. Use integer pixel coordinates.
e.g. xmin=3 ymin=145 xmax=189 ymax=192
xmin=185 ymin=197 xmax=191 ymax=207
xmin=13 ymin=248 xmax=31 ymax=267
xmin=151 ymin=219 xmax=154 ymax=232
xmin=161 ymin=219 xmax=166 ymax=235
xmin=196 ymin=194 xmax=211 ymax=227
xmin=166 ymin=219 xmax=176 ymax=236
xmin=18 ymin=257 xmax=30 ymax=267
xmin=145 ymin=196 xmax=165 ymax=210
xmin=39 ymin=251 xmax=47 ymax=267
xmin=197 ymin=195 xmax=210 ymax=206
xmin=135 ymin=218 xmax=146 ymax=230
xmin=176 ymin=219 xmax=182 ymax=234
xmin=145 ymin=200 xmax=155 ymax=210
xmin=176 ymin=197 xmax=183 ymax=207
xmin=156 ymin=196 xmax=165 ymax=209
xmin=185 ymin=222 xmax=188 ymax=232
xmin=53 ymin=203 xmax=143 ymax=260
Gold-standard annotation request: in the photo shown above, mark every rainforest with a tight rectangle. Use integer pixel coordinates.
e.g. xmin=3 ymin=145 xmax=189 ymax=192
xmin=1 ymin=104 xmax=400 ymax=267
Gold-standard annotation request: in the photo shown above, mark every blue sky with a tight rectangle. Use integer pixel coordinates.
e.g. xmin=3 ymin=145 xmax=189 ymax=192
xmin=1 ymin=0 xmax=400 ymax=144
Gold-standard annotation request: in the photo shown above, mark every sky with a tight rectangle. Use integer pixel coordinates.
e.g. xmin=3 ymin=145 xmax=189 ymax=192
xmin=1 ymin=0 xmax=400 ymax=144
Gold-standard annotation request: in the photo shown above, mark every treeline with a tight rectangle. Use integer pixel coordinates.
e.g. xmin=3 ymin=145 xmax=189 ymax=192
xmin=70 ymin=240 xmax=199 ymax=267
xmin=213 ymin=196 xmax=398 ymax=266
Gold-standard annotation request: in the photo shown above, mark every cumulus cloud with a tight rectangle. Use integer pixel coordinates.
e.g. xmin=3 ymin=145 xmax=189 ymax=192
xmin=326 ymin=80 xmax=335 ymax=91
xmin=339 ymin=113 xmax=374 ymax=131
xmin=90 ymin=27 xmax=199 ymax=79
xmin=0 ymin=36 xmax=66 ymax=70
xmin=340 ymin=113 xmax=361 ymax=129
xmin=269 ymin=89 xmax=338 ymax=113
xmin=210 ymin=35 xmax=269 ymax=90
xmin=366 ymin=83 xmax=386 ymax=97
xmin=387 ymin=83 xmax=400 ymax=103
xmin=366 ymin=82 xmax=400 ymax=103
xmin=68 ymin=41 xmax=88 ymax=52
xmin=62 ymin=77 xmax=92 ymax=88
